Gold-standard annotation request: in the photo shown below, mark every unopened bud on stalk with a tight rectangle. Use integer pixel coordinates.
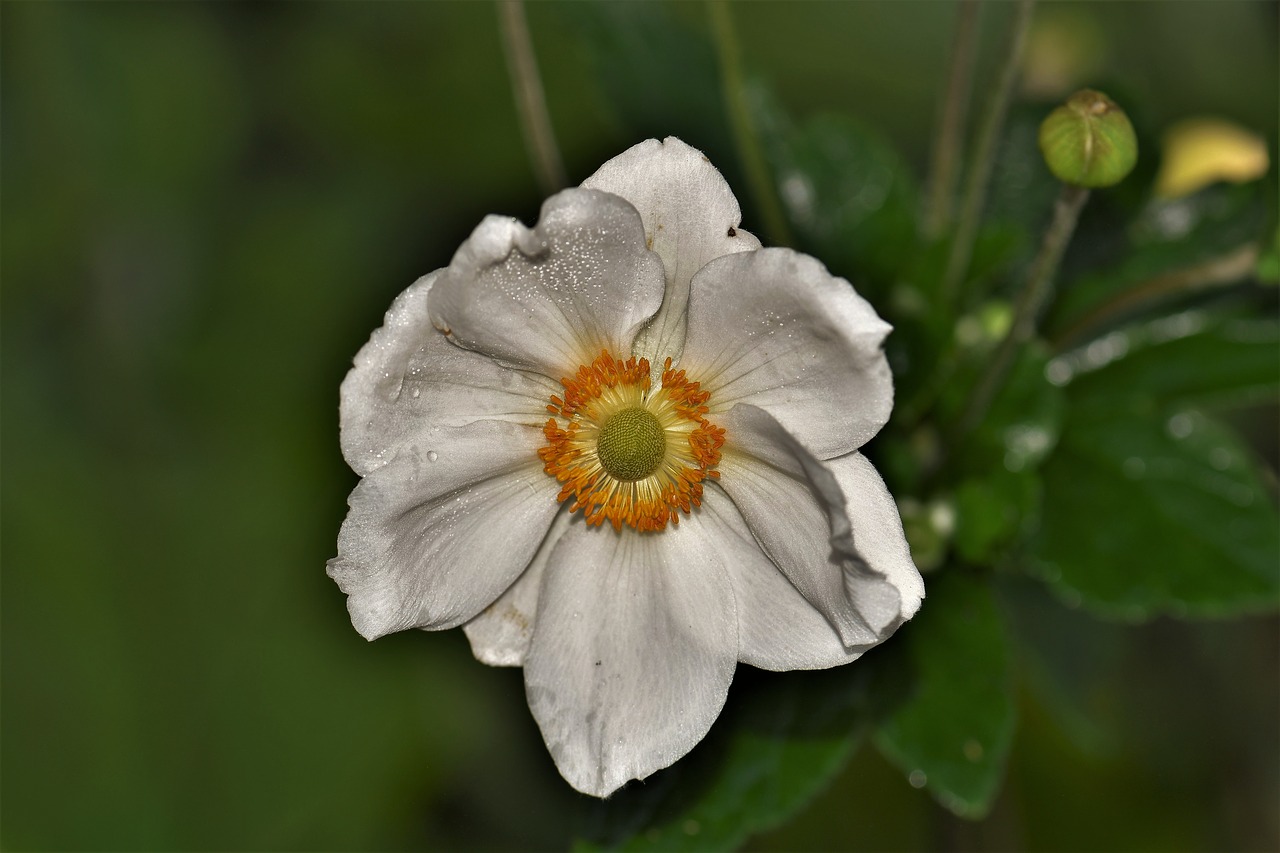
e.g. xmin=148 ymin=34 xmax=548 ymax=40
xmin=1038 ymin=89 xmax=1138 ymax=187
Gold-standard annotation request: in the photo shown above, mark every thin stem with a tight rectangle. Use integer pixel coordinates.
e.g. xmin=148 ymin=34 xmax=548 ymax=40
xmin=958 ymin=183 xmax=1089 ymax=436
xmin=497 ymin=0 xmax=566 ymax=195
xmin=923 ymin=0 xmax=982 ymax=240
xmin=1050 ymin=242 xmax=1262 ymax=349
xmin=940 ymin=0 xmax=1035 ymax=304
xmin=708 ymin=0 xmax=793 ymax=247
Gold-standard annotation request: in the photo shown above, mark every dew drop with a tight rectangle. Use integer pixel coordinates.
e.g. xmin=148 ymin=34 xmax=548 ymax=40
xmin=1166 ymin=412 xmax=1194 ymax=439
xmin=1045 ymin=358 xmax=1073 ymax=387
xmin=1123 ymin=457 xmax=1146 ymax=479
xmin=1209 ymin=447 xmax=1232 ymax=470
xmin=908 ymin=770 xmax=927 ymax=789
xmin=411 ymin=387 xmax=421 ymax=399
xmin=426 ymin=451 xmax=438 ymax=462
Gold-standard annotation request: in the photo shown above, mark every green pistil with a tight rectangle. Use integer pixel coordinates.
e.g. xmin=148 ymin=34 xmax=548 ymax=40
xmin=597 ymin=408 xmax=666 ymax=481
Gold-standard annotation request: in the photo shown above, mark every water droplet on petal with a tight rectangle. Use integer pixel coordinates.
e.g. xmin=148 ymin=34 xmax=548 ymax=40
xmin=426 ymin=451 xmax=438 ymax=462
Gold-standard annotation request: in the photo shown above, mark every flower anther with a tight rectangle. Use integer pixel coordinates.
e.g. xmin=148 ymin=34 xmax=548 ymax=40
xmin=539 ymin=350 xmax=725 ymax=532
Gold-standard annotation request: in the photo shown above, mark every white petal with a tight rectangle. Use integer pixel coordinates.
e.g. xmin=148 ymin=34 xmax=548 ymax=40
xmin=582 ymin=137 xmax=761 ymax=364
xmin=328 ymin=420 xmax=560 ymax=640
xmin=717 ymin=404 xmax=905 ymax=648
xmin=524 ymin=516 xmax=737 ymax=798
xmin=427 ymin=188 xmax=666 ymax=379
xmin=828 ymin=452 xmax=925 ymax=621
xmin=698 ymin=489 xmax=863 ymax=672
xmin=340 ymin=271 xmax=558 ymax=476
xmin=682 ymin=247 xmax=893 ymax=459
xmin=462 ymin=509 xmax=572 ymax=667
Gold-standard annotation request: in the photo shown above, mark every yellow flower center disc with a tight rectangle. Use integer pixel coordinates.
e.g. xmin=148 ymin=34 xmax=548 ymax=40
xmin=596 ymin=407 xmax=666 ymax=482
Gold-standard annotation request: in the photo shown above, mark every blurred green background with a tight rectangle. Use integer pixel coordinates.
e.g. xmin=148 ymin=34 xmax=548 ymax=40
xmin=3 ymin=2 xmax=1277 ymax=850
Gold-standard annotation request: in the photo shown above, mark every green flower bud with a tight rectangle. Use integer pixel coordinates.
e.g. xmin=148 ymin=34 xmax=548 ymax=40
xmin=1038 ymin=89 xmax=1138 ymax=188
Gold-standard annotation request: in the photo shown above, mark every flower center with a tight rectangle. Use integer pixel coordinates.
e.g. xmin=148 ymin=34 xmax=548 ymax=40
xmin=538 ymin=350 xmax=725 ymax=532
xmin=596 ymin=407 xmax=666 ymax=481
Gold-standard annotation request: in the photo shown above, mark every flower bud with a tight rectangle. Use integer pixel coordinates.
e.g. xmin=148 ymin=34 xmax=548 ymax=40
xmin=1038 ymin=89 xmax=1138 ymax=188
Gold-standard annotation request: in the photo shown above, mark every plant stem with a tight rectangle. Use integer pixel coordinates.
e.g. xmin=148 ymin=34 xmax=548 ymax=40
xmin=958 ymin=183 xmax=1089 ymax=436
xmin=940 ymin=0 xmax=1035 ymax=304
xmin=497 ymin=0 xmax=566 ymax=195
xmin=1050 ymin=242 xmax=1262 ymax=349
xmin=708 ymin=0 xmax=793 ymax=247
xmin=923 ymin=0 xmax=982 ymax=240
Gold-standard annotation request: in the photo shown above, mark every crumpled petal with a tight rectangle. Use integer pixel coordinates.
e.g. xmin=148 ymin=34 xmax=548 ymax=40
xmin=340 ymin=271 xmax=559 ymax=476
xmin=328 ymin=420 xmax=560 ymax=640
xmin=827 ymin=452 xmax=925 ymax=621
xmin=698 ymin=489 xmax=864 ymax=672
xmin=583 ymin=137 xmax=761 ymax=365
xmin=462 ymin=509 xmax=572 ymax=667
xmin=427 ymin=188 xmax=666 ymax=380
xmin=717 ymin=404 xmax=913 ymax=648
xmin=523 ymin=515 xmax=738 ymax=798
xmin=681 ymin=247 xmax=893 ymax=459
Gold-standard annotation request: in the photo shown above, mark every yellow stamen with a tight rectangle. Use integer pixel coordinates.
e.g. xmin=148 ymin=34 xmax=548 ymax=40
xmin=537 ymin=350 xmax=725 ymax=532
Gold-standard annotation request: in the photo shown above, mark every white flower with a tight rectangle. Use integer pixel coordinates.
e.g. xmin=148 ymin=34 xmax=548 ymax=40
xmin=329 ymin=137 xmax=924 ymax=798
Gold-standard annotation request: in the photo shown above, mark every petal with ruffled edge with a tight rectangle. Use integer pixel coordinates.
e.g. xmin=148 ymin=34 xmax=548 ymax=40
xmin=427 ymin=188 xmax=666 ymax=380
xmin=583 ymin=137 xmax=761 ymax=364
xmin=717 ymin=404 xmax=918 ymax=649
xmin=523 ymin=515 xmax=737 ymax=798
xmin=328 ymin=419 xmax=560 ymax=640
xmin=697 ymin=488 xmax=865 ymax=672
xmin=682 ymin=247 xmax=893 ymax=460
xmin=340 ymin=271 xmax=560 ymax=476
xmin=828 ymin=451 xmax=925 ymax=621
xmin=462 ymin=509 xmax=572 ymax=667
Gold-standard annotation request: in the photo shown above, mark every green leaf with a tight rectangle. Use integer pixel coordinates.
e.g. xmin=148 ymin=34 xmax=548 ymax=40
xmin=953 ymin=472 xmax=1041 ymax=566
xmin=558 ymin=3 xmax=733 ymax=165
xmin=758 ymin=110 xmax=918 ymax=299
xmin=1061 ymin=315 xmax=1280 ymax=411
xmin=873 ymin=573 xmax=1016 ymax=819
xmin=576 ymin=666 xmax=872 ymax=852
xmin=944 ymin=348 xmax=1064 ymax=565
xmin=1032 ymin=411 xmax=1279 ymax=619
xmin=1030 ymin=317 xmax=1280 ymax=619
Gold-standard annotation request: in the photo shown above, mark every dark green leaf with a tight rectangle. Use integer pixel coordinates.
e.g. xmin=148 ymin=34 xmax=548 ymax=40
xmin=945 ymin=349 xmax=1064 ymax=566
xmin=873 ymin=572 xmax=1016 ymax=818
xmin=558 ymin=4 xmax=734 ymax=168
xmin=953 ymin=472 xmax=1041 ymax=566
xmin=576 ymin=666 xmax=872 ymax=852
xmin=1061 ymin=315 xmax=1280 ymax=412
xmin=758 ymin=110 xmax=918 ymax=299
xmin=1031 ymin=410 xmax=1279 ymax=619
xmin=1030 ymin=316 xmax=1280 ymax=618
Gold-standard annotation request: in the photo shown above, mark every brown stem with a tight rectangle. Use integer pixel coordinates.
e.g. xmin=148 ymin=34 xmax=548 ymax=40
xmin=940 ymin=0 xmax=1036 ymax=305
xmin=923 ymin=0 xmax=983 ymax=240
xmin=1050 ymin=242 xmax=1262 ymax=350
xmin=497 ymin=0 xmax=566 ymax=195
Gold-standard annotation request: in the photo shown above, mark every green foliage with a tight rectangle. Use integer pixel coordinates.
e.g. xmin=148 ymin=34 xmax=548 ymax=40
xmin=1046 ymin=183 xmax=1270 ymax=347
xmin=576 ymin=667 xmax=873 ymax=852
xmin=757 ymin=109 xmax=919 ymax=297
xmin=873 ymin=573 xmax=1016 ymax=818
xmin=4 ymin=2 xmax=1278 ymax=851
xmin=1030 ymin=317 xmax=1280 ymax=619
